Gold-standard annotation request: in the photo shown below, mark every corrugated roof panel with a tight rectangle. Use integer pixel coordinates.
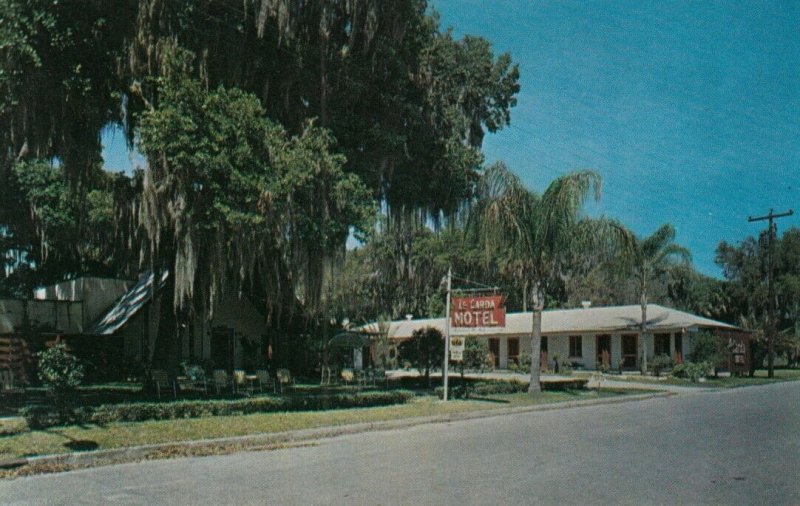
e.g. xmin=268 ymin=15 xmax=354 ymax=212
xmin=84 ymin=271 xmax=168 ymax=336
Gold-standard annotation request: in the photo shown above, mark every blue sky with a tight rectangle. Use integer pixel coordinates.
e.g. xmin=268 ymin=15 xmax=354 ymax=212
xmin=103 ymin=1 xmax=800 ymax=277
xmin=432 ymin=0 xmax=799 ymax=277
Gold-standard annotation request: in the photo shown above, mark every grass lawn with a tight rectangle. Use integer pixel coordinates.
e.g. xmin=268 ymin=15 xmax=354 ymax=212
xmin=0 ymin=389 xmax=636 ymax=462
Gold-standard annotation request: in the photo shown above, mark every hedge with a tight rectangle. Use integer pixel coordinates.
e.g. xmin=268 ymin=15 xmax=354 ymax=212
xmin=21 ymin=390 xmax=415 ymax=429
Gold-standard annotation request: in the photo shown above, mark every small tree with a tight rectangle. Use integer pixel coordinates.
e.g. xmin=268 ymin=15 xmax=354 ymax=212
xmin=37 ymin=342 xmax=84 ymax=415
xmin=37 ymin=343 xmax=84 ymax=392
xmin=690 ymin=331 xmax=728 ymax=376
xmin=397 ymin=326 xmax=444 ymax=388
xmin=462 ymin=336 xmax=492 ymax=372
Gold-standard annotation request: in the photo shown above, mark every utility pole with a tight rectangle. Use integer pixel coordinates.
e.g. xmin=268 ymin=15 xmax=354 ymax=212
xmin=748 ymin=208 xmax=794 ymax=378
xmin=443 ymin=267 xmax=452 ymax=401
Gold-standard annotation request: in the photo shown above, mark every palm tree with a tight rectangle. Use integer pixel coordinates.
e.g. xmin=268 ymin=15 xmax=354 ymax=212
xmin=468 ymin=163 xmax=610 ymax=394
xmin=616 ymin=224 xmax=691 ymax=373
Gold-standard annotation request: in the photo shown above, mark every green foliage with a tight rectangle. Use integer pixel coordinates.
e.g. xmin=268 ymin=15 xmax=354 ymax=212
xmin=138 ymin=74 xmax=375 ymax=314
xmin=689 ymin=331 xmax=728 ymax=367
xmin=36 ymin=343 xmax=84 ymax=393
xmin=672 ymin=361 xmax=711 ymax=382
xmin=650 ymin=354 xmax=673 ymax=377
xmin=397 ymin=327 xmax=444 ymax=386
xmin=716 ymin=227 xmax=800 ymax=366
xmin=462 ymin=336 xmax=493 ymax=372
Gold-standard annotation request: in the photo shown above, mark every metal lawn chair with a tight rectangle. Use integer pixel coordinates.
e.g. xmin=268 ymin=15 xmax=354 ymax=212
xmin=255 ymin=369 xmax=276 ymax=393
xmin=212 ymin=369 xmax=231 ymax=395
xmin=152 ymin=369 xmax=176 ymax=399
xmin=276 ymin=369 xmax=294 ymax=393
xmin=233 ymin=369 xmax=251 ymax=395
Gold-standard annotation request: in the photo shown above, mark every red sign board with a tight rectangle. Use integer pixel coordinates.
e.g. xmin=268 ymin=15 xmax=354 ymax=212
xmin=451 ymin=295 xmax=506 ymax=328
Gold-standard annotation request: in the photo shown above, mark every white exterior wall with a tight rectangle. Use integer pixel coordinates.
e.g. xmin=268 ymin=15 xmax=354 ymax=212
xmin=0 ymin=299 xmax=84 ymax=333
xmin=548 ymin=334 xmax=570 ymax=367
xmin=33 ymin=277 xmax=131 ymax=326
xmin=499 ymin=337 xmax=509 ymax=369
xmin=581 ymin=335 xmax=593 ymax=368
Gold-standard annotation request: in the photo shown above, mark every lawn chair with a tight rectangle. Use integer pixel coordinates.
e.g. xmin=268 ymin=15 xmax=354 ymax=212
xmin=233 ymin=369 xmax=251 ymax=395
xmin=340 ymin=368 xmax=354 ymax=385
xmin=255 ymin=369 xmax=276 ymax=394
xmin=179 ymin=363 xmax=208 ymax=394
xmin=276 ymin=368 xmax=294 ymax=393
xmin=151 ymin=369 xmax=176 ymax=399
xmin=355 ymin=369 xmax=367 ymax=386
xmin=212 ymin=369 xmax=230 ymax=395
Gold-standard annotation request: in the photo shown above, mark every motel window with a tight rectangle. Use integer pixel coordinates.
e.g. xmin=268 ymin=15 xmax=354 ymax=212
xmin=654 ymin=333 xmax=670 ymax=356
xmin=569 ymin=335 xmax=582 ymax=357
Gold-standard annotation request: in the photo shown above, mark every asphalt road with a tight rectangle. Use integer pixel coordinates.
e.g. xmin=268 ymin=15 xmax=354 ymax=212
xmin=2 ymin=382 xmax=799 ymax=506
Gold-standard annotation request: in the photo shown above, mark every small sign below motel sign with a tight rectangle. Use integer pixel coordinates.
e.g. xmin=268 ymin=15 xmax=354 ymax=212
xmin=450 ymin=336 xmax=465 ymax=361
xmin=451 ymin=295 xmax=506 ymax=328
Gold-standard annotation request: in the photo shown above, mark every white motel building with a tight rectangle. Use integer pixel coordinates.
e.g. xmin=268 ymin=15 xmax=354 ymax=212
xmin=364 ymin=304 xmax=741 ymax=371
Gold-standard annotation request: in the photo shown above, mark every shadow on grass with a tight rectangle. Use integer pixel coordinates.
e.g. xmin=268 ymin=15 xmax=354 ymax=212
xmin=38 ymin=427 xmax=101 ymax=453
xmin=463 ymin=396 xmax=510 ymax=404
xmin=63 ymin=440 xmax=99 ymax=451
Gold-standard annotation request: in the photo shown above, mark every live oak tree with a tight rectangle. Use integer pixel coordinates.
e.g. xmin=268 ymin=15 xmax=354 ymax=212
xmin=136 ymin=71 xmax=374 ymax=367
xmin=0 ymin=1 xmax=521 ymax=373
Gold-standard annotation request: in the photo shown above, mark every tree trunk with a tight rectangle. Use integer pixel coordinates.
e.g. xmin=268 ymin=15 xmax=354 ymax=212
xmin=640 ymin=283 xmax=648 ymax=374
xmin=529 ymin=282 xmax=543 ymax=395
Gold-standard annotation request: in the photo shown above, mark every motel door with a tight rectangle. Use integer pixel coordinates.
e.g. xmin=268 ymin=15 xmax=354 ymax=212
xmin=596 ymin=334 xmax=611 ymax=368
xmin=508 ymin=338 xmax=520 ymax=366
xmin=621 ymin=334 xmax=637 ymax=370
xmin=488 ymin=338 xmax=500 ymax=368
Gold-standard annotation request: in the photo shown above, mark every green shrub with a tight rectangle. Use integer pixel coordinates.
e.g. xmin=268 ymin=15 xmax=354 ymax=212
xmin=685 ymin=361 xmax=711 ymax=382
xmin=21 ymin=390 xmax=415 ymax=428
xmin=672 ymin=361 xmax=710 ymax=382
xmin=20 ymin=405 xmax=91 ymax=430
xmin=650 ymin=354 xmax=673 ymax=377
xmin=462 ymin=337 xmax=493 ymax=372
xmin=37 ymin=343 xmax=84 ymax=393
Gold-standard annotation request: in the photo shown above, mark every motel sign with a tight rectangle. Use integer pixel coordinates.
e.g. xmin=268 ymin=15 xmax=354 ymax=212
xmin=451 ymin=295 xmax=506 ymax=328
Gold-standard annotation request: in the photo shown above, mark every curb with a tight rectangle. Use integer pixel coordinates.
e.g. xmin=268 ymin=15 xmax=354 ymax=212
xmin=6 ymin=391 xmax=673 ymax=475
